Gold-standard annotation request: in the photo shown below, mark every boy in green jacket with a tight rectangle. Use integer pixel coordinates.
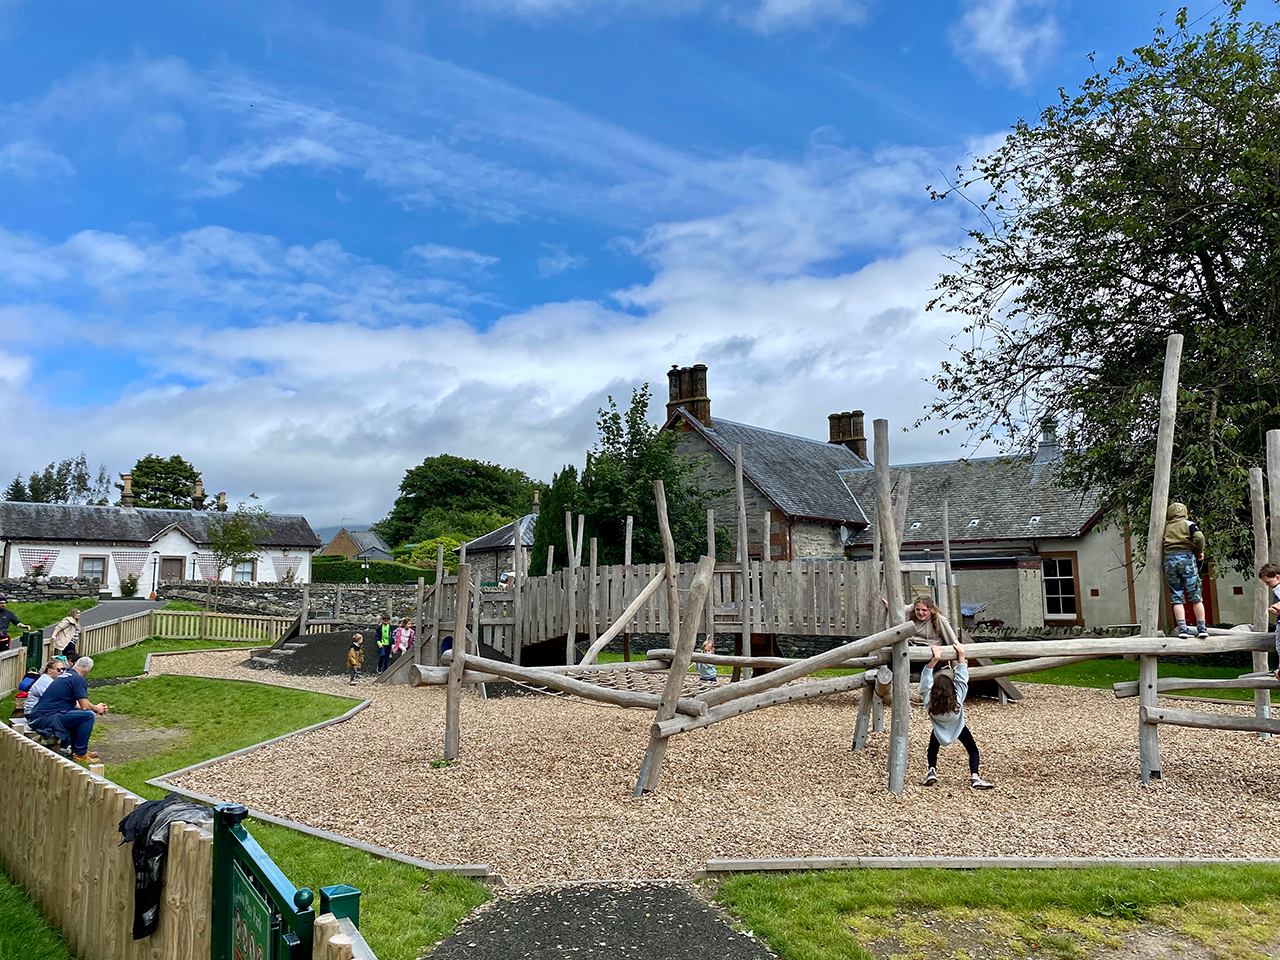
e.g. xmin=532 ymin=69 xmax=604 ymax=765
xmin=1163 ymin=502 xmax=1207 ymax=639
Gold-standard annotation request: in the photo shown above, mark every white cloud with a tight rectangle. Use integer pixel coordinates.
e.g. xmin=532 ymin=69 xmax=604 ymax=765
xmin=950 ymin=0 xmax=1060 ymax=87
xmin=410 ymin=244 xmax=499 ymax=269
xmin=536 ymin=243 xmax=587 ymax=277
xmin=0 ymin=139 xmax=74 ymax=179
xmin=458 ymin=0 xmax=869 ymax=33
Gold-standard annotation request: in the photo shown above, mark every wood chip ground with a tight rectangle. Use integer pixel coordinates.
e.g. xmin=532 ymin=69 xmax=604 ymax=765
xmin=153 ymin=651 xmax=1280 ymax=886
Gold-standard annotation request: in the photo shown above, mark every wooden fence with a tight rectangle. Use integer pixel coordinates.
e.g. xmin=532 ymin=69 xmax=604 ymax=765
xmin=29 ymin=609 xmax=296 ymax=673
xmin=0 ymin=647 xmax=25 ymax=699
xmin=0 ymin=723 xmax=212 ymax=960
xmin=424 ymin=558 xmax=948 ymax=663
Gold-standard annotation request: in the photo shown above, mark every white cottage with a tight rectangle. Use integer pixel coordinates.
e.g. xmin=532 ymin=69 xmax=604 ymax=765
xmin=0 ymin=502 xmax=321 ymax=596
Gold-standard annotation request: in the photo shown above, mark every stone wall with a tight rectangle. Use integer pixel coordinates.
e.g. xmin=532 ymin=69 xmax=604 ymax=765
xmin=675 ymin=430 xmax=774 ymax=556
xmin=156 ymin=581 xmax=423 ymax=628
xmin=601 ymin=630 xmax=853 ymax=660
xmin=0 ymin=577 xmax=103 ymax=603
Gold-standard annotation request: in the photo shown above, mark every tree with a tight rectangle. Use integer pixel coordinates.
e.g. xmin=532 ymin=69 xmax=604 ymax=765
xmin=529 ymin=385 xmax=717 ymax=575
xmin=5 ymin=455 xmax=111 ymax=504
xmin=374 ymin=454 xmax=547 ymax=547
xmin=4 ymin=476 xmax=28 ymax=502
xmin=922 ymin=3 xmax=1280 ymax=573
xmin=408 ymin=536 xmax=465 ymax=573
xmin=205 ymin=500 xmax=271 ymax=610
xmin=529 ymin=465 xmax=581 ymax=576
xmin=123 ymin=455 xmax=202 ymax=509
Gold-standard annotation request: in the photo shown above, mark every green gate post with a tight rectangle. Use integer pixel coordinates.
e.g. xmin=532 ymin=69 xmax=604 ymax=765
xmin=22 ymin=630 xmax=43 ymax=673
xmin=319 ymin=885 xmax=361 ymax=927
xmin=213 ymin=803 xmax=316 ymax=960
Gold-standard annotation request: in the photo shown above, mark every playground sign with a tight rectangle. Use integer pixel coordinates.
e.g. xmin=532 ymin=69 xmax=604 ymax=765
xmin=232 ymin=862 xmax=271 ymax=960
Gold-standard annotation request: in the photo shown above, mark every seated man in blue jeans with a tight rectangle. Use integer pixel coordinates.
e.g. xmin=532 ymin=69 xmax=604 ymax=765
xmin=26 ymin=656 xmax=109 ymax=764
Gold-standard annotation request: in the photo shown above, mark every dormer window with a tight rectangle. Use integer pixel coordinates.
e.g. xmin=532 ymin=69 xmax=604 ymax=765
xmin=910 ymin=521 xmax=922 ymax=530
xmin=968 ymin=518 xmax=980 ymax=527
xmin=1029 ymin=515 xmax=1041 ymax=525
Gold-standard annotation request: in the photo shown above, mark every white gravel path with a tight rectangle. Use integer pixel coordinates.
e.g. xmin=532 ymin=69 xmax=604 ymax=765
xmin=150 ymin=650 xmax=1280 ymax=885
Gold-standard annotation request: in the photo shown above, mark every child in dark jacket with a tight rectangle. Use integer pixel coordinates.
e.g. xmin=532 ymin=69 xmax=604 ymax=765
xmin=347 ymin=635 xmax=364 ymax=685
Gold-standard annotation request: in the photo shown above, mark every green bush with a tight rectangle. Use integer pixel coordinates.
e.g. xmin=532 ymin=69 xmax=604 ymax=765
xmin=311 ymin=556 xmax=434 ymax=585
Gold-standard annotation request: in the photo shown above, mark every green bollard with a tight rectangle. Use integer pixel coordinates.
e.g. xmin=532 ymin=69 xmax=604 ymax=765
xmin=319 ymin=884 xmax=361 ymax=927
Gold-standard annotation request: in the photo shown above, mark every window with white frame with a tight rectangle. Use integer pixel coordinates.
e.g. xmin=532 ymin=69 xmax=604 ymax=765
xmin=233 ymin=561 xmax=256 ymax=583
xmin=1042 ymin=555 xmax=1078 ymax=618
xmin=79 ymin=556 xmax=107 ymax=581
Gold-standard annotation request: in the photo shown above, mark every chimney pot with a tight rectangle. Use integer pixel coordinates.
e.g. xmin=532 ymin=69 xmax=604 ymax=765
xmin=828 ymin=410 xmax=868 ymax=460
xmin=217 ymin=492 xmax=228 ymax=512
xmin=120 ymin=473 xmax=134 ymax=509
xmin=532 ymin=490 xmax=541 ymax=515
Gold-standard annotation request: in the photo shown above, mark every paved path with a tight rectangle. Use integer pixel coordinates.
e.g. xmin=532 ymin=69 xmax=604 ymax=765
xmin=429 ymin=884 xmax=774 ymax=960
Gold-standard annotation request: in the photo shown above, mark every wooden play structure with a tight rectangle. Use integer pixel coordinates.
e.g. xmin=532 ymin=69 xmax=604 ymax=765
xmin=402 ymin=334 xmax=1280 ymax=793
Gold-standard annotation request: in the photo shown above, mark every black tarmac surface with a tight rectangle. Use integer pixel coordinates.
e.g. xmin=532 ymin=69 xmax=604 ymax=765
xmin=429 ymin=883 xmax=774 ymax=960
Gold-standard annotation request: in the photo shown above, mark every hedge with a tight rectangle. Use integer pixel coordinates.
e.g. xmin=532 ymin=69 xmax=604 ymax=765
xmin=311 ymin=556 xmax=436 ymax=585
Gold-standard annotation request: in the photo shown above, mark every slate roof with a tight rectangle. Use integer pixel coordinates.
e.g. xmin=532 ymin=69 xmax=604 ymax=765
xmin=0 ymin=502 xmax=321 ymax=548
xmin=837 ymin=457 xmax=1102 ymax=547
xmin=348 ymin=529 xmax=392 ymax=556
xmin=463 ymin=514 xmax=537 ymax=553
xmin=667 ymin=411 xmax=872 ymax=525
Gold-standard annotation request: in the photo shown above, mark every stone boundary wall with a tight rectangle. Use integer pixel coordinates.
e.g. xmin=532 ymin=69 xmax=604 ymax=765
xmin=157 ymin=581 xmax=423 ymax=628
xmin=0 ymin=576 xmax=102 ymax=603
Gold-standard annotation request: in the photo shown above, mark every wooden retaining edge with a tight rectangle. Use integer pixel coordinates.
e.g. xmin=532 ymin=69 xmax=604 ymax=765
xmin=150 ymin=781 xmax=495 ymax=881
xmin=142 ymin=646 xmax=268 ymax=674
xmin=696 ymin=855 xmax=1280 ymax=876
xmin=1114 ymin=676 xmax=1280 ymax=699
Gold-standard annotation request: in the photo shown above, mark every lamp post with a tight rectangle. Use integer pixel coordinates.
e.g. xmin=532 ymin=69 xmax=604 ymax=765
xmin=150 ymin=550 xmax=161 ymax=600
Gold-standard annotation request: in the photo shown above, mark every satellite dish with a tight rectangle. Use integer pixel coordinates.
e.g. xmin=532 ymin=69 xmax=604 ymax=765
xmin=839 ymin=524 xmax=851 ymax=545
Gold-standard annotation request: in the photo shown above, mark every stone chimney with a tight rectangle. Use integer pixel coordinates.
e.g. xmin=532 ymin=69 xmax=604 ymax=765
xmin=532 ymin=490 xmax=541 ymax=516
xmin=120 ymin=473 xmax=134 ymax=509
xmin=216 ymin=492 xmax=228 ymax=512
xmin=665 ymin=363 xmax=712 ymax=427
xmin=192 ymin=477 xmax=206 ymax=511
xmin=827 ymin=410 xmax=868 ymax=459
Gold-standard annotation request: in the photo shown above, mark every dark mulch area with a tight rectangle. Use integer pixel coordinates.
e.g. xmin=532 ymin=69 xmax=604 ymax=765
xmin=428 ymin=883 xmax=773 ymax=960
xmin=253 ymin=630 xmax=396 ymax=678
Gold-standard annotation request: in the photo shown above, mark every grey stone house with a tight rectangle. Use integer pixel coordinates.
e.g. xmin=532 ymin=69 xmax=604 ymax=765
xmin=461 ymin=512 xmax=536 ymax=585
xmin=661 ymin=363 xmax=1252 ymax=630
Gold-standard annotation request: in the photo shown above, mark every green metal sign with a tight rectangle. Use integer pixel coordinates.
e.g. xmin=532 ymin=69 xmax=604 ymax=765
xmin=232 ymin=862 xmax=271 ymax=960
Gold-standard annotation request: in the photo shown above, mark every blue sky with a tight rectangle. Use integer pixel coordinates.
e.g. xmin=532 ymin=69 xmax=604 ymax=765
xmin=0 ymin=0 xmax=1242 ymax=526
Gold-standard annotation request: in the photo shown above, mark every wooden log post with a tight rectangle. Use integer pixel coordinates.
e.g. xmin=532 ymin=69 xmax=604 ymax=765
xmin=575 ymin=514 xmax=586 ymax=567
xmin=443 ymin=561 xmax=471 ymax=760
xmin=706 ymin=510 xmax=717 ymax=655
xmin=635 ymin=554 xmax=717 ymax=795
xmin=624 ymin=514 xmax=634 ymax=661
xmin=580 ymin=571 xmax=666 ymax=664
xmin=430 ymin=543 xmax=446 ymax=666
xmin=414 ymin=577 xmax=426 ymax=666
xmin=875 ymin=419 xmax=909 ymax=792
xmin=1250 ymin=466 xmax=1271 ymax=729
xmin=942 ymin=497 xmax=958 ymax=631
xmin=734 ymin=443 xmax=753 ymax=681
xmin=1138 ymin=332 xmax=1182 ymax=782
xmin=512 ymin=518 xmax=523 ymax=664
xmin=564 ymin=512 xmax=578 ymax=664
xmin=1269 ymin=430 xmax=1280 ymax=566
xmin=656 ymin=480 xmax=682 ymax=648
xmin=300 ymin=584 xmax=310 ymax=637
xmin=588 ymin=538 xmax=599 ymax=653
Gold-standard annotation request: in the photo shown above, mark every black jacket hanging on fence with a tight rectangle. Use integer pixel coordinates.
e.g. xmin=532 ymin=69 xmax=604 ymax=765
xmin=118 ymin=793 xmax=213 ymax=939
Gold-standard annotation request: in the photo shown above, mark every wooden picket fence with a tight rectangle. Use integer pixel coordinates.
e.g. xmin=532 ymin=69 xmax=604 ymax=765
xmin=32 ymin=609 xmax=296 ymax=671
xmin=0 ymin=647 xmax=25 ymax=700
xmin=0 ymin=723 xmax=213 ymax=960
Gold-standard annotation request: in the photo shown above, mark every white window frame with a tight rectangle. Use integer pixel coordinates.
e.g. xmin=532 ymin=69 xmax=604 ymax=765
xmin=1042 ymin=553 xmax=1081 ymax=620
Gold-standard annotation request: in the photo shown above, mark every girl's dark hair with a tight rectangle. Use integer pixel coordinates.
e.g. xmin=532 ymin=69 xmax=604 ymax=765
xmin=928 ymin=671 xmax=959 ymax=716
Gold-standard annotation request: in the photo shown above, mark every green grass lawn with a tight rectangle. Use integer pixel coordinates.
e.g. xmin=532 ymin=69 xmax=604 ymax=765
xmin=714 ymin=866 xmax=1280 ymax=960
xmin=162 ymin=599 xmax=206 ymax=611
xmin=1013 ymin=657 xmax=1278 ymax=702
xmin=8 ymin=597 xmax=99 ymax=631
xmin=0 ymin=866 xmax=75 ymax=960
xmin=93 ymin=675 xmax=489 ymax=959
xmin=87 ymin=636 xmax=263 ymax=679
